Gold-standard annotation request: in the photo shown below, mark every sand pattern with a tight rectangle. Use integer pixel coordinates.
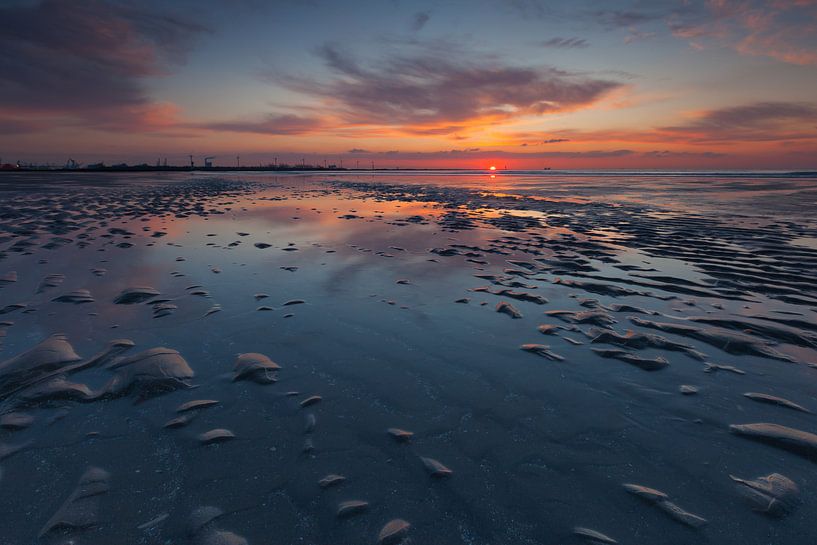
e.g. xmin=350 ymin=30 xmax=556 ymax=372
xmin=0 ymin=171 xmax=816 ymax=544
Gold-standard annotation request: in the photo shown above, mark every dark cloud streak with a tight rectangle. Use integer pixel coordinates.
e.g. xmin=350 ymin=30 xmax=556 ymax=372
xmin=593 ymin=9 xmax=662 ymax=29
xmin=661 ymin=101 xmax=817 ymax=142
xmin=539 ymin=37 xmax=588 ymax=49
xmin=196 ymin=114 xmax=325 ymax=135
xmin=342 ymin=148 xmax=636 ymax=160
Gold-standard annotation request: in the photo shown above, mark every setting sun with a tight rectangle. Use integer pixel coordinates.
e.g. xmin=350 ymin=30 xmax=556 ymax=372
xmin=489 ymin=165 xmax=496 ymax=171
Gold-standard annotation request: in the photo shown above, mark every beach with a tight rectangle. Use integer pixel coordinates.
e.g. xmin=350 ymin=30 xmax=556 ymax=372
xmin=2 ymin=170 xmax=817 ymax=544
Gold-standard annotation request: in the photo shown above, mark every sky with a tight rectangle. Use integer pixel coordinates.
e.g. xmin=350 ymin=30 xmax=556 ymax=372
xmin=1 ymin=0 xmax=816 ymax=169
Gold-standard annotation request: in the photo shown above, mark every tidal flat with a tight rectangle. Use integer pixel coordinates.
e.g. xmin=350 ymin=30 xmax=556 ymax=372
xmin=1 ymin=170 xmax=817 ymax=544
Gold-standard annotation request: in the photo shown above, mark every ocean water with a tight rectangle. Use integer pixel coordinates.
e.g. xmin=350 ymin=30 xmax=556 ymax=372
xmin=1 ymin=170 xmax=816 ymax=544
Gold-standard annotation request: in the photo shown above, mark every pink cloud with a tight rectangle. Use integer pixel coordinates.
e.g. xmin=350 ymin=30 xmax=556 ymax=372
xmin=668 ymin=0 xmax=817 ymax=65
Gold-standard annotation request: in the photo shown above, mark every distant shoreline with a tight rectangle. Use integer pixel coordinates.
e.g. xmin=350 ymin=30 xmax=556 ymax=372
xmin=0 ymin=166 xmax=485 ymax=173
xmin=1 ymin=167 xmax=815 ymax=175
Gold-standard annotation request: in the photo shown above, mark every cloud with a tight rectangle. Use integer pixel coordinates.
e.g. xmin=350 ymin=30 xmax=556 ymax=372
xmin=623 ymin=29 xmax=656 ymax=44
xmin=330 ymin=147 xmax=735 ymax=165
xmin=660 ymin=101 xmax=817 ymax=142
xmin=581 ymin=2 xmax=817 ymax=65
xmin=279 ymin=43 xmax=621 ymax=135
xmin=407 ymin=125 xmax=468 ymax=135
xmin=314 ymin=42 xmax=367 ymax=77
xmin=539 ymin=37 xmax=588 ymax=49
xmin=594 ymin=9 xmax=662 ymax=29
xmin=0 ymin=0 xmax=207 ymax=130
xmin=197 ymin=114 xmax=325 ymax=135
xmin=641 ymin=150 xmax=726 ymax=159
xmin=534 ymin=101 xmax=817 ymax=146
xmin=341 ymin=148 xmax=636 ymax=160
xmin=411 ymin=11 xmax=431 ymax=31
xmin=666 ymin=0 xmax=817 ymax=65
xmin=679 ymin=101 xmax=817 ymax=129
xmin=510 ymin=133 xmax=571 ymax=145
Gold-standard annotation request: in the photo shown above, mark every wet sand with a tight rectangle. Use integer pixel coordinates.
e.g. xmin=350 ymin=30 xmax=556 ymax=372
xmin=1 ymin=170 xmax=817 ymax=544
